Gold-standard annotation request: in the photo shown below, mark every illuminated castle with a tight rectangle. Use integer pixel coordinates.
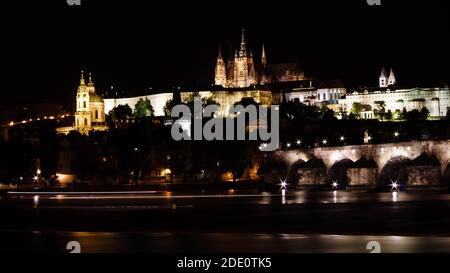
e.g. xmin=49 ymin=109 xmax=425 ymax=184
xmin=215 ymin=29 xmax=306 ymax=88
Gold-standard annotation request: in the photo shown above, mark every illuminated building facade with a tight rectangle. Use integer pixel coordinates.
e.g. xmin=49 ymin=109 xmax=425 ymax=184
xmin=339 ymin=68 xmax=450 ymax=118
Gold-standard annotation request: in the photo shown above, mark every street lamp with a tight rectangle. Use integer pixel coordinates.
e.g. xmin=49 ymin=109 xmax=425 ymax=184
xmin=340 ymin=136 xmax=345 ymax=142
xmin=322 ymin=139 xmax=328 ymax=146
xmin=391 ymin=181 xmax=399 ymax=191
xmin=332 ymin=181 xmax=339 ymax=189
xmin=280 ymin=179 xmax=288 ymax=190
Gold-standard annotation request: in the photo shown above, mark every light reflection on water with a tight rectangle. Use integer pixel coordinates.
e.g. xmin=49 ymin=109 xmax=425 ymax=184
xmin=7 ymin=190 xmax=450 ymax=207
xmin=7 ymin=232 xmax=449 ymax=253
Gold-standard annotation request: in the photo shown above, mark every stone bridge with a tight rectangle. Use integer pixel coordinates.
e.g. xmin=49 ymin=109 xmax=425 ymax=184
xmin=270 ymin=140 xmax=450 ymax=189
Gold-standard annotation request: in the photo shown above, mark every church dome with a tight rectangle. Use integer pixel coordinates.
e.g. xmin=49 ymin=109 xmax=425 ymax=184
xmin=89 ymin=93 xmax=104 ymax=103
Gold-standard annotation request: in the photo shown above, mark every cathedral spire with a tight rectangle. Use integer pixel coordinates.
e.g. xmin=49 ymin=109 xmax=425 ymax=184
xmin=380 ymin=67 xmax=387 ymax=78
xmin=239 ymin=28 xmax=247 ymax=57
xmin=214 ymin=44 xmax=227 ymax=87
xmin=388 ymin=68 xmax=396 ymax=85
xmin=80 ymin=70 xmax=86 ymax=86
xmin=379 ymin=67 xmax=388 ymax=87
xmin=261 ymin=43 xmax=267 ymax=67
xmin=217 ymin=44 xmax=223 ymax=60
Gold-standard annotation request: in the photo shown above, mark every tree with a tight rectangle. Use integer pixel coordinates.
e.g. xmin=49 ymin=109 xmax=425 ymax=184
xmin=406 ymin=109 xmax=421 ymax=122
xmin=420 ymin=107 xmax=430 ymax=121
xmin=350 ymin=102 xmax=364 ymax=119
xmin=184 ymin=92 xmax=220 ymax=112
xmin=374 ymin=101 xmax=386 ymax=120
xmin=321 ymin=106 xmax=336 ymax=121
xmin=280 ymin=100 xmax=322 ymax=121
xmin=134 ymin=98 xmax=154 ymax=118
xmin=109 ymin=104 xmax=132 ymax=121
xmin=385 ymin=110 xmax=393 ymax=121
xmin=393 ymin=109 xmax=402 ymax=121
xmin=163 ymin=99 xmax=177 ymax=117
xmin=234 ymin=97 xmax=260 ymax=107
xmin=400 ymin=108 xmax=408 ymax=121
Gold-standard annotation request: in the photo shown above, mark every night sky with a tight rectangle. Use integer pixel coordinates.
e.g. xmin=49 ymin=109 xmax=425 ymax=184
xmin=0 ymin=0 xmax=449 ymax=108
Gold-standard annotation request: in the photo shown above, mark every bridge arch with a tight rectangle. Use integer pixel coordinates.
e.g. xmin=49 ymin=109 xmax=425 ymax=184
xmin=379 ymin=156 xmax=411 ymax=186
xmin=327 ymin=158 xmax=354 ymax=188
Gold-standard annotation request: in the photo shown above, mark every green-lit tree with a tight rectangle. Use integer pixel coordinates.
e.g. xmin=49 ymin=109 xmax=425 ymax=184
xmin=134 ymin=98 xmax=154 ymax=118
xmin=350 ymin=102 xmax=364 ymax=119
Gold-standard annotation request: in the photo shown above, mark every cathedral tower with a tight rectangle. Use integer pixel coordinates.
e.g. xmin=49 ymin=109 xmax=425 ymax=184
xmin=379 ymin=67 xmax=388 ymax=88
xmin=232 ymin=28 xmax=256 ymax=88
xmin=75 ymin=70 xmax=91 ymax=132
xmin=388 ymin=68 xmax=396 ymax=86
xmin=74 ymin=71 xmax=107 ymax=135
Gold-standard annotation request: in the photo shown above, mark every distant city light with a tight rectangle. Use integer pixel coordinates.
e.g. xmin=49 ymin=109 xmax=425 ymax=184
xmin=332 ymin=182 xmax=338 ymax=189
xmin=286 ymin=143 xmax=291 ymax=148
xmin=340 ymin=136 xmax=345 ymax=141
xmin=296 ymin=140 xmax=301 ymax=145
xmin=322 ymin=139 xmax=328 ymax=145
xmin=394 ymin=132 xmax=399 ymax=137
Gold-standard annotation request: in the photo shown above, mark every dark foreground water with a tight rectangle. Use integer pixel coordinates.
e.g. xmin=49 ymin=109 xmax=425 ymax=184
xmin=1 ymin=231 xmax=450 ymax=253
xmin=1 ymin=190 xmax=450 ymax=253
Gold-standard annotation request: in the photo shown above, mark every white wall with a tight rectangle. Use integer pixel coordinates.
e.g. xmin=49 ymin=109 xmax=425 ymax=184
xmin=104 ymin=93 xmax=173 ymax=117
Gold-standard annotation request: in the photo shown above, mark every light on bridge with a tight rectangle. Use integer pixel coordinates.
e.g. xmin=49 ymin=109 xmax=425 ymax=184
xmin=280 ymin=179 xmax=288 ymax=190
